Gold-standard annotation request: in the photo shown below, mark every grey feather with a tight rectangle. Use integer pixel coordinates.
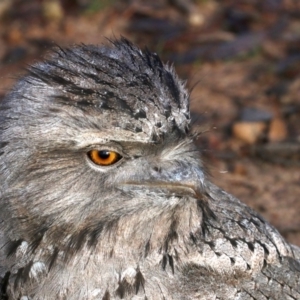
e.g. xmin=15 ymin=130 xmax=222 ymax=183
xmin=0 ymin=38 xmax=299 ymax=300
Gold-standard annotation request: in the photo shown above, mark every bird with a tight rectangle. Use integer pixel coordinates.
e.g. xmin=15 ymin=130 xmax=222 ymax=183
xmin=0 ymin=38 xmax=299 ymax=300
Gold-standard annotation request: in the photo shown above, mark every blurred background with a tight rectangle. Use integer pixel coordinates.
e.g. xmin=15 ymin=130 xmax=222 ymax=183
xmin=0 ymin=0 xmax=299 ymax=246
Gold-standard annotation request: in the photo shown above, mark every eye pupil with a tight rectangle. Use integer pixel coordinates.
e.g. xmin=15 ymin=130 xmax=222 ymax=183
xmin=98 ymin=150 xmax=110 ymax=159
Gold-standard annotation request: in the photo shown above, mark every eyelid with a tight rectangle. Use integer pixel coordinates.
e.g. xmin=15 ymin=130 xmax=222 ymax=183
xmin=86 ymin=143 xmax=127 ymax=158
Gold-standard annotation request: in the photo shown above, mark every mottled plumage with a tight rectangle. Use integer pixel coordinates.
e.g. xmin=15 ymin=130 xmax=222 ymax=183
xmin=0 ymin=38 xmax=299 ymax=299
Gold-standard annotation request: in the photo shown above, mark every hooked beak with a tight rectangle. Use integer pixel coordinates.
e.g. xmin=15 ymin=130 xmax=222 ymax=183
xmin=122 ymin=172 xmax=204 ymax=200
xmin=123 ymin=181 xmax=201 ymax=199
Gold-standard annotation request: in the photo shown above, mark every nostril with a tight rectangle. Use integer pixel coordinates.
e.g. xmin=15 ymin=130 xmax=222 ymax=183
xmin=153 ymin=166 xmax=161 ymax=173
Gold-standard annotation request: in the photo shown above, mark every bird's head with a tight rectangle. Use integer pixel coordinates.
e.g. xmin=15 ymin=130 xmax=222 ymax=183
xmin=0 ymin=39 xmax=209 ymax=261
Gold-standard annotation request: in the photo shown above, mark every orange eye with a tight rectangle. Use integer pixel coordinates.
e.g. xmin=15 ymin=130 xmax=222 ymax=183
xmin=88 ymin=150 xmax=122 ymax=166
